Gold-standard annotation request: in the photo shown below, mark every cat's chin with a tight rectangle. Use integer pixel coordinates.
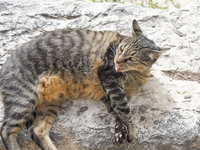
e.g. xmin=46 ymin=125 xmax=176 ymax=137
xmin=114 ymin=64 xmax=128 ymax=73
xmin=115 ymin=64 xmax=125 ymax=72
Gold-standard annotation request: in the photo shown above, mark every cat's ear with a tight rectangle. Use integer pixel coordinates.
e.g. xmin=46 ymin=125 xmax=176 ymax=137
xmin=132 ymin=20 xmax=143 ymax=36
xmin=149 ymin=47 xmax=170 ymax=60
xmin=155 ymin=47 xmax=170 ymax=52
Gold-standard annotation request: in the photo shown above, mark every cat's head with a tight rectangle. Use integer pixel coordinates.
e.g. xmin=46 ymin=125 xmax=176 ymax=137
xmin=114 ymin=20 xmax=169 ymax=73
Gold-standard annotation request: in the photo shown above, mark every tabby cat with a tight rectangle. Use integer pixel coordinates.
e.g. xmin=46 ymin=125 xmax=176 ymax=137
xmin=0 ymin=20 xmax=167 ymax=150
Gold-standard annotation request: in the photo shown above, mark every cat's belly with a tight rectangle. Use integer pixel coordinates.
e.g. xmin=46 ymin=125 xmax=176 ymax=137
xmin=37 ymin=59 xmax=105 ymax=104
xmin=37 ymin=74 xmax=105 ymax=103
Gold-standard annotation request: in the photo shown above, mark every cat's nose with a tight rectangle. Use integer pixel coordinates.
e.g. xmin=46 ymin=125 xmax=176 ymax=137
xmin=116 ymin=59 xmax=121 ymax=64
xmin=116 ymin=57 xmax=124 ymax=64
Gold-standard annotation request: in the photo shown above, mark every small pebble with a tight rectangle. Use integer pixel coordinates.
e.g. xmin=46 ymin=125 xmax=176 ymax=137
xmin=184 ymin=94 xmax=192 ymax=99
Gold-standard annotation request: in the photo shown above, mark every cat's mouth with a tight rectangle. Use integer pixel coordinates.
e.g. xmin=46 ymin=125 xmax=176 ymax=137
xmin=114 ymin=57 xmax=122 ymax=72
xmin=115 ymin=64 xmax=120 ymax=72
xmin=114 ymin=57 xmax=120 ymax=72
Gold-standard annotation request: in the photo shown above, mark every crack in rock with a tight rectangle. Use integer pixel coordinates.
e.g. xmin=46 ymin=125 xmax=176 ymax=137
xmin=39 ymin=13 xmax=81 ymax=20
xmin=162 ymin=70 xmax=200 ymax=83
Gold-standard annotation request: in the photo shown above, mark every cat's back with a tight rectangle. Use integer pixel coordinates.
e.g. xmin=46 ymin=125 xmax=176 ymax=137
xmin=0 ymin=28 xmax=122 ymax=100
xmin=0 ymin=28 xmax=118 ymax=77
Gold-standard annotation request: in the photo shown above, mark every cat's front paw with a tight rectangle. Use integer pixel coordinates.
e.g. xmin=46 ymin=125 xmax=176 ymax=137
xmin=112 ymin=122 xmax=127 ymax=147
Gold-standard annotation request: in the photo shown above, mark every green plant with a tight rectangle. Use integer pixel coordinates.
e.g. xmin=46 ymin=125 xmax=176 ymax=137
xmin=169 ymin=0 xmax=181 ymax=8
xmin=140 ymin=2 xmax=144 ymax=7
xmin=174 ymin=3 xmax=180 ymax=8
xmin=148 ymin=0 xmax=159 ymax=8
xmin=138 ymin=0 xmax=169 ymax=10
xmin=158 ymin=6 xmax=169 ymax=9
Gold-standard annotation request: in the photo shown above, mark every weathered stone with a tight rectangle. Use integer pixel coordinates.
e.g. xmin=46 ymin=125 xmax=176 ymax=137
xmin=0 ymin=0 xmax=200 ymax=149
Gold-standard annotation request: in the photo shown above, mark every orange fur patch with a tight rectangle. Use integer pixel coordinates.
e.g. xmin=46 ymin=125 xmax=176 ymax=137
xmin=37 ymin=59 xmax=105 ymax=104
xmin=38 ymin=76 xmax=67 ymax=104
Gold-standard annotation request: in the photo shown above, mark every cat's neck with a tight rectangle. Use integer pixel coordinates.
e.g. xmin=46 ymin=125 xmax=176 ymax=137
xmin=123 ymin=69 xmax=151 ymax=98
xmin=124 ymin=69 xmax=151 ymax=83
xmin=133 ymin=69 xmax=151 ymax=78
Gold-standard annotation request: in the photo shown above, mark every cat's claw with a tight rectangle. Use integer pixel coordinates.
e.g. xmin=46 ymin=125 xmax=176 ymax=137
xmin=126 ymin=125 xmax=137 ymax=144
xmin=112 ymin=123 xmax=128 ymax=147
xmin=127 ymin=134 xmax=137 ymax=144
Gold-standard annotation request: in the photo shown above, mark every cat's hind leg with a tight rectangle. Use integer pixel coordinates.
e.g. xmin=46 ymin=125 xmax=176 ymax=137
xmin=31 ymin=104 xmax=61 ymax=150
xmin=0 ymin=94 xmax=37 ymax=150
xmin=31 ymin=76 xmax=67 ymax=150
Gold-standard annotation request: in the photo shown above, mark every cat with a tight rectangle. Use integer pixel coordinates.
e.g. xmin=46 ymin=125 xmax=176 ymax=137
xmin=0 ymin=20 xmax=168 ymax=150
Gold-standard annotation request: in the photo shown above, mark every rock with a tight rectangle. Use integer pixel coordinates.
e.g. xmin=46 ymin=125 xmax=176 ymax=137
xmin=0 ymin=0 xmax=200 ymax=150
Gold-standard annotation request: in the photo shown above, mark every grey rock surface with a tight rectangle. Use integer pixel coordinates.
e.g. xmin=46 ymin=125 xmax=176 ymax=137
xmin=0 ymin=0 xmax=200 ymax=149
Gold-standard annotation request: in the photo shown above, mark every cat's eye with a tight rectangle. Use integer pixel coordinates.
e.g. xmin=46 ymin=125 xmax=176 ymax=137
xmin=130 ymin=58 xmax=137 ymax=61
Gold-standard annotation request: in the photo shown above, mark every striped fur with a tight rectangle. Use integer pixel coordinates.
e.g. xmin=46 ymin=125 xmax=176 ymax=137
xmin=0 ymin=20 xmax=165 ymax=149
